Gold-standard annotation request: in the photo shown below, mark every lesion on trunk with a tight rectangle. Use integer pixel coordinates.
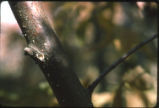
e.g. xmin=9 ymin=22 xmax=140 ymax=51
xmin=9 ymin=1 xmax=93 ymax=107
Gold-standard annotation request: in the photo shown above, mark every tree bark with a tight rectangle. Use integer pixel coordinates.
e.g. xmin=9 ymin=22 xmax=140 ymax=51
xmin=9 ymin=1 xmax=93 ymax=107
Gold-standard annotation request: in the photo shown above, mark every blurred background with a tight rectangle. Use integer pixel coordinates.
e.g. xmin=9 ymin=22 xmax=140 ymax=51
xmin=0 ymin=1 xmax=158 ymax=107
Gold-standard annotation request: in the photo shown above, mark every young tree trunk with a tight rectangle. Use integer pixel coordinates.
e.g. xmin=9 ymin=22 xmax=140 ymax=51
xmin=9 ymin=1 xmax=93 ymax=107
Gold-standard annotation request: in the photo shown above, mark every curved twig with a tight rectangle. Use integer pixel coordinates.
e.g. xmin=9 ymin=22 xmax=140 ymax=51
xmin=88 ymin=34 xmax=157 ymax=94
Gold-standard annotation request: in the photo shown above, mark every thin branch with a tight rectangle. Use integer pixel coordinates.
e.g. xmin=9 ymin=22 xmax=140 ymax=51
xmin=88 ymin=34 xmax=157 ymax=94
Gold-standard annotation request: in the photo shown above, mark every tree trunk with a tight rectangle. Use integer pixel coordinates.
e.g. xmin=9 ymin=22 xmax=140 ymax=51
xmin=9 ymin=1 xmax=93 ymax=107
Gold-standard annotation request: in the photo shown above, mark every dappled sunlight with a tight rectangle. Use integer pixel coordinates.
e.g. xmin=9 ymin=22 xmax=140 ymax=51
xmin=113 ymin=38 xmax=122 ymax=51
xmin=92 ymin=92 xmax=114 ymax=107
xmin=0 ymin=1 xmax=157 ymax=107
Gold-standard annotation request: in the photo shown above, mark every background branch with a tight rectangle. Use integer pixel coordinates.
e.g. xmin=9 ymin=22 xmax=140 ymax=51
xmin=88 ymin=34 xmax=157 ymax=94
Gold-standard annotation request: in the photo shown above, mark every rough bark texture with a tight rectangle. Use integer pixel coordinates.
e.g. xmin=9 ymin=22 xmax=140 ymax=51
xmin=9 ymin=1 xmax=92 ymax=107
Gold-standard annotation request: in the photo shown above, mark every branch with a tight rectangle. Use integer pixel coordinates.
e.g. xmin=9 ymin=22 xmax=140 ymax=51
xmin=88 ymin=34 xmax=157 ymax=94
xmin=9 ymin=2 xmax=92 ymax=107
